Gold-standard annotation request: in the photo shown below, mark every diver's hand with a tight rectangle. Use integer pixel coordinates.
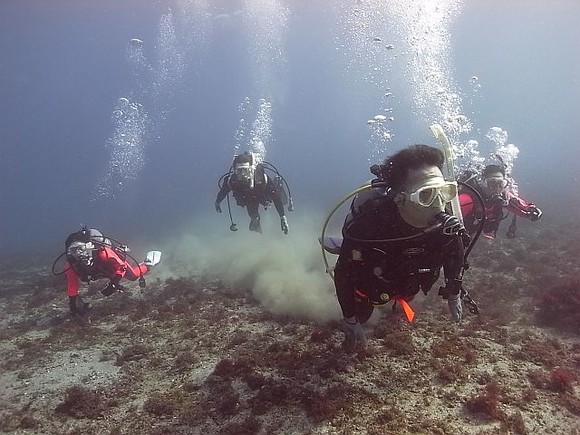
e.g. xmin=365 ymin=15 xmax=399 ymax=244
xmin=491 ymin=194 xmax=507 ymax=207
xmin=439 ymin=278 xmax=463 ymax=322
xmin=341 ymin=319 xmax=367 ymax=351
xmin=101 ymin=281 xmax=123 ymax=296
xmin=215 ymin=202 xmax=222 ymax=213
xmin=438 ymin=278 xmax=462 ymax=299
xmin=280 ymin=215 xmax=289 ymax=235
xmin=448 ymin=293 xmax=463 ymax=323
xmin=436 ymin=213 xmax=466 ymax=236
xmin=529 ymin=206 xmax=542 ymax=221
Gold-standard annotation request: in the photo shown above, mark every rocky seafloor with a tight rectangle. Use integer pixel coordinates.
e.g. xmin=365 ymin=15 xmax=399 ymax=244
xmin=1 ymin=220 xmax=579 ymax=435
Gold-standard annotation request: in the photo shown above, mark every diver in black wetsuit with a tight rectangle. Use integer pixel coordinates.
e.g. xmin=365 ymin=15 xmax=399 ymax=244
xmin=333 ymin=145 xmax=474 ymax=351
xmin=215 ymin=151 xmax=293 ymax=234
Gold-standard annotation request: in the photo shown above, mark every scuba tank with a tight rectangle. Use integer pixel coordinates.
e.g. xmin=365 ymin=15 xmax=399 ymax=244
xmin=429 ymin=123 xmax=464 ymax=224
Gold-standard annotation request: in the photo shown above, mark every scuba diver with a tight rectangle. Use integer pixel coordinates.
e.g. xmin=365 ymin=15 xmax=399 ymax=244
xmin=53 ymin=227 xmax=162 ymax=316
xmin=215 ymin=151 xmax=294 ymax=234
xmin=321 ymin=144 xmax=480 ymax=352
xmin=458 ymin=162 xmax=542 ymax=239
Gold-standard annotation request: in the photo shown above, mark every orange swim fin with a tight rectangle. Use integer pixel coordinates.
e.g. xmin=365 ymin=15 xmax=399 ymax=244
xmin=397 ymin=298 xmax=415 ymax=322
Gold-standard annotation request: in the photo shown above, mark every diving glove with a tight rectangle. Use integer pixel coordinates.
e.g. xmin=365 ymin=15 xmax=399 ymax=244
xmin=101 ymin=281 xmax=123 ymax=296
xmin=448 ymin=293 xmax=463 ymax=323
xmin=280 ymin=216 xmax=289 ymax=235
xmin=215 ymin=202 xmax=222 ymax=213
xmin=530 ymin=206 xmax=542 ymax=221
xmin=435 ymin=212 xmax=466 ymax=236
xmin=341 ymin=319 xmax=367 ymax=352
xmin=439 ymin=278 xmax=462 ymax=322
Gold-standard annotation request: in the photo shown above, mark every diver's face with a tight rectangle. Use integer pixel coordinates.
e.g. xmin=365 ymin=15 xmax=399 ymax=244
xmin=69 ymin=242 xmax=95 ymax=266
xmin=485 ymin=172 xmax=507 ymax=195
xmin=396 ymin=165 xmax=448 ymax=228
xmin=235 ymin=164 xmax=254 ymax=187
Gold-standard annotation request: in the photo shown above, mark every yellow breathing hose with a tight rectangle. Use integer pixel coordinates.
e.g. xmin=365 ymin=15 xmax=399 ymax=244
xmin=320 ymin=183 xmax=372 ymax=280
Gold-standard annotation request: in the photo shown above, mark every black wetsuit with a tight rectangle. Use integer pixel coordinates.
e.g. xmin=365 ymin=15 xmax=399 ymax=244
xmin=215 ymin=165 xmax=285 ymax=232
xmin=334 ymin=194 xmax=465 ymax=323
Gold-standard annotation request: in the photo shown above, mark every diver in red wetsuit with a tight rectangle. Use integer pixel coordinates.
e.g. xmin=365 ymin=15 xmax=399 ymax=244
xmin=459 ymin=164 xmax=542 ymax=239
xmin=63 ymin=227 xmax=161 ymax=315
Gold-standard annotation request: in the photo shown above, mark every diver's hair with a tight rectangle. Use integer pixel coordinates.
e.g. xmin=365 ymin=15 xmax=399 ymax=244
xmin=233 ymin=151 xmax=253 ymax=165
xmin=483 ymin=164 xmax=505 ymax=177
xmin=380 ymin=144 xmax=444 ymax=191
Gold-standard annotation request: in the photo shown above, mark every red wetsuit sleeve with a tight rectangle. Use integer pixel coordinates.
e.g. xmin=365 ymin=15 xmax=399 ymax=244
xmin=124 ymin=263 xmax=149 ymax=281
xmin=97 ymin=247 xmax=149 ymax=281
xmin=65 ymin=261 xmax=81 ymax=297
xmin=506 ymin=194 xmax=538 ymax=219
xmin=97 ymin=247 xmax=122 ymax=278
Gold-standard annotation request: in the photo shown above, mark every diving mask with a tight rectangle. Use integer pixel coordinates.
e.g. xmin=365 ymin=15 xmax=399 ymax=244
xmin=406 ymin=181 xmax=458 ymax=207
xmin=67 ymin=241 xmax=95 ymax=266
xmin=485 ymin=176 xmax=507 ymax=194
xmin=235 ymin=162 xmax=254 ymax=187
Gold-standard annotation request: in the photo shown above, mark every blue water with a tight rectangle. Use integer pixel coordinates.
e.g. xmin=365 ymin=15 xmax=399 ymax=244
xmin=1 ymin=0 xmax=578 ymax=254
